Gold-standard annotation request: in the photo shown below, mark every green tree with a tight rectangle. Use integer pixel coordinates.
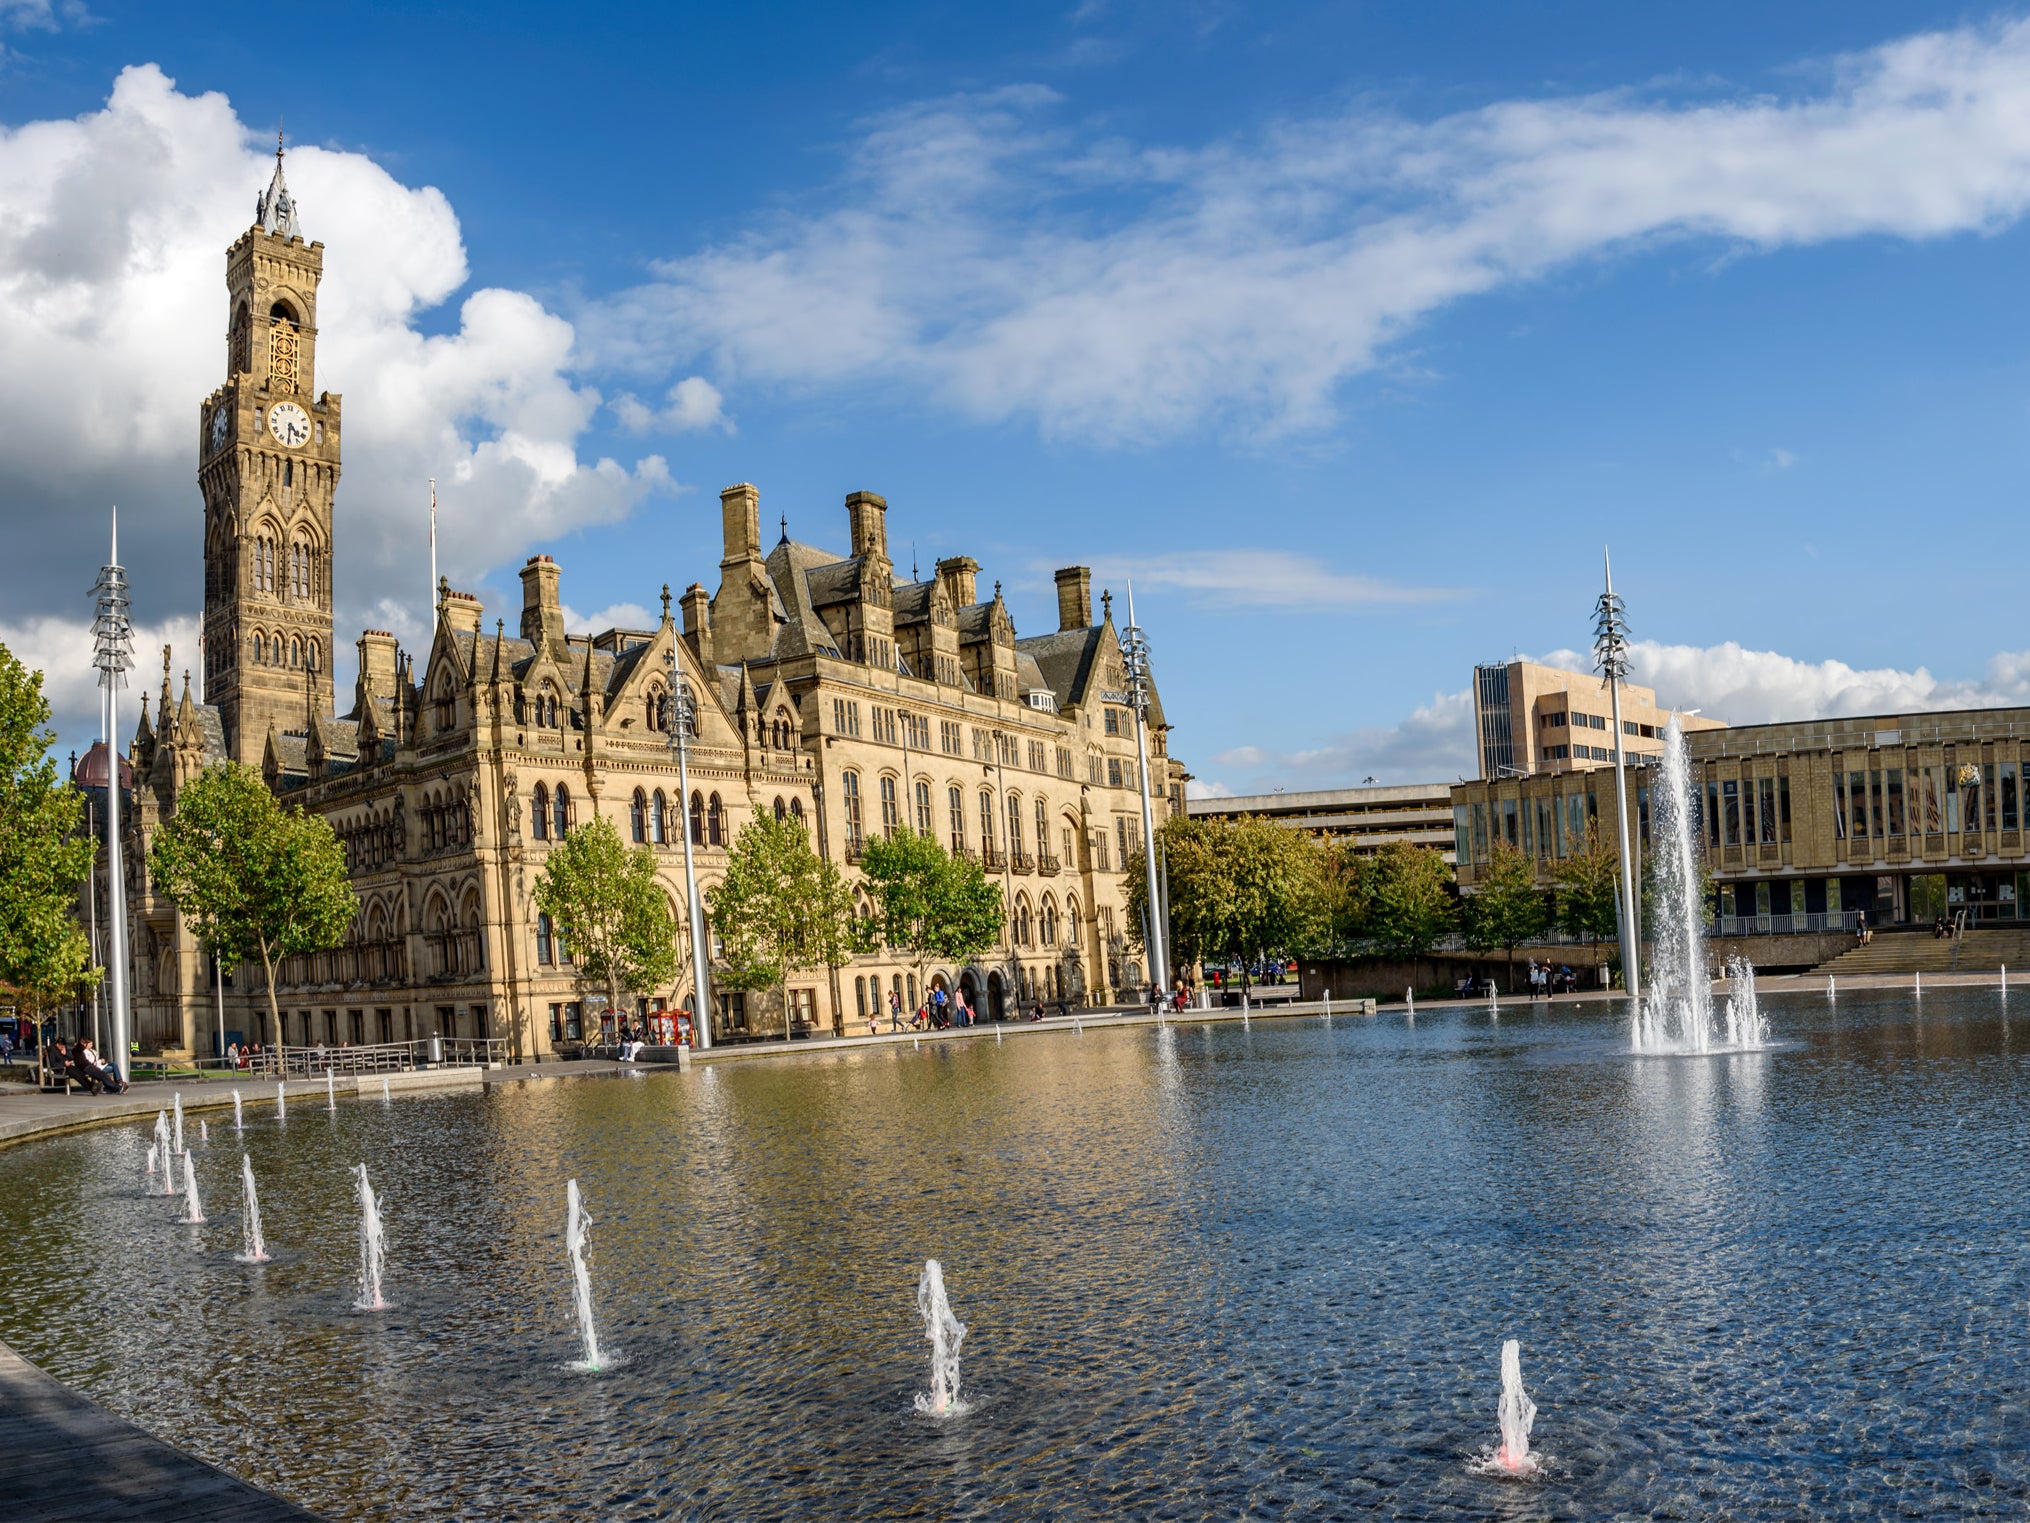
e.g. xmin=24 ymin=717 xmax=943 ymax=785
xmin=148 ymin=762 xmax=356 ymax=1052
xmin=1362 ymin=840 xmax=1456 ymax=961
xmin=856 ymin=828 xmax=1002 ymax=1011
xmin=1464 ymin=839 xmax=1548 ymax=991
xmin=1318 ymin=839 xmax=1375 ymax=947
xmin=0 ymin=644 xmax=98 ymax=1016
xmin=708 ymin=812 xmax=863 ymax=1039
xmin=1555 ymin=826 xmax=1622 ymax=944
xmin=1129 ymin=814 xmax=1325 ymax=994
xmin=533 ymin=812 xmax=679 ymax=1029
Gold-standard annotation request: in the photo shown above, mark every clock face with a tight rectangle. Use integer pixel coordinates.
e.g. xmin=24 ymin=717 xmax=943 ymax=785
xmin=268 ymin=401 xmax=311 ymax=448
xmin=208 ymin=405 xmax=230 ymax=452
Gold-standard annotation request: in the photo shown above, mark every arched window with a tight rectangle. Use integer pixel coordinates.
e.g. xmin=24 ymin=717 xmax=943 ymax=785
xmin=1036 ymin=798 xmax=1049 ymax=857
xmin=253 ymin=633 xmax=265 ymax=664
xmin=1014 ymin=895 xmax=1032 ymax=947
xmin=855 ymin=977 xmax=868 ymax=1020
xmin=646 ymin=689 xmax=664 ymax=732
xmin=630 ymin=789 xmax=647 ymax=843
xmin=841 ymin=773 xmax=863 ymax=848
xmin=536 ymin=913 xmax=554 ymax=964
xmin=1007 ymin=794 xmax=1024 ymax=854
xmin=914 ymin=779 xmax=932 ymax=834
xmin=689 ymin=791 xmax=705 ymax=846
xmin=979 ymin=790 xmax=995 ymax=848
xmin=553 ymin=784 xmax=571 ymax=838
xmin=651 ymin=789 xmax=668 ymax=845
xmin=907 ymin=973 xmax=918 ymax=1011
xmin=949 ymin=786 xmax=966 ymax=850
xmin=773 ymin=796 xmax=786 ymax=820
xmin=308 ymin=639 xmax=320 ymax=672
xmin=531 ymin=784 xmax=550 ymax=840
xmin=435 ymin=683 xmax=454 ymax=731
xmin=290 ymin=637 xmax=302 ymax=668
xmin=790 ymin=798 xmax=805 ymax=824
xmin=879 ymin=776 xmax=899 ymax=839
xmin=708 ymin=793 xmax=725 ymax=846
xmin=1067 ymin=896 xmax=1082 ymax=948
xmin=1041 ymin=896 xmax=1058 ymax=947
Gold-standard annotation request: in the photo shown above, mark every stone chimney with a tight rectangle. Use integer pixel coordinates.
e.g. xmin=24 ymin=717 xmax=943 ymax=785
xmin=936 ymin=555 xmax=979 ymax=611
xmin=518 ymin=555 xmax=566 ymax=653
xmin=356 ymin=629 xmax=399 ymax=708
xmin=680 ymin=582 xmax=714 ymax=669
xmin=1054 ymin=566 xmax=1092 ymax=632
xmin=846 ymin=490 xmax=888 ymax=561
xmin=720 ymin=483 xmax=762 ymax=568
xmin=442 ymin=590 xmax=483 ymax=639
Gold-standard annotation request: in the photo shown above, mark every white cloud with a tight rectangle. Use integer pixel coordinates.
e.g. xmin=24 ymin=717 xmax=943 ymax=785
xmin=1767 ymin=447 xmax=1798 ymax=469
xmin=0 ymin=64 xmax=669 ymax=630
xmin=1083 ymin=549 xmax=1459 ymax=610
xmin=613 ymin=375 xmax=732 ymax=435
xmin=0 ymin=609 xmax=201 ymax=755
xmin=562 ymin=601 xmax=658 ymax=635
xmin=595 ymin=16 xmax=2030 ymax=442
xmin=1204 ymin=687 xmax=1478 ymax=793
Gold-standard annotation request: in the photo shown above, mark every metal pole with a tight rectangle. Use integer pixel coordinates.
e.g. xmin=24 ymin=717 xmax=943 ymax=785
xmin=665 ymin=668 xmax=713 ymax=1050
xmin=91 ymin=514 xmax=134 ymax=1083
xmin=1596 ymin=549 xmax=1642 ymax=1002
xmin=994 ymin=739 xmax=1015 ymax=1018
xmin=1123 ymin=584 xmax=1169 ymax=1003
xmin=213 ymin=953 xmax=225 ymax=1063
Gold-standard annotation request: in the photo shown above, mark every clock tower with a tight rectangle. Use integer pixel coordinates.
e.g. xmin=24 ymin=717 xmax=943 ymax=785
xmin=200 ymin=142 xmax=341 ymax=762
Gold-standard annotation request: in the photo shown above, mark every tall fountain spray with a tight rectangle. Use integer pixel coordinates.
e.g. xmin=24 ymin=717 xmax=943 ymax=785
xmin=160 ymin=1141 xmax=179 ymax=1197
xmin=913 ymin=1259 xmax=969 ymax=1417
xmin=145 ymin=1139 xmax=158 ymax=1182
xmin=237 ymin=1155 xmax=269 ymax=1263
xmin=381 ymin=1076 xmax=391 ymax=1105
xmin=564 ymin=1180 xmax=603 ymax=1371
xmin=1494 ymin=1338 xmax=1538 ymax=1474
xmin=181 ymin=1158 xmax=205 ymax=1224
xmin=232 ymin=1089 xmax=244 ymax=1132
xmin=1633 ymin=717 xmax=1768 ymax=1054
xmin=172 ymin=1094 xmax=186 ymax=1155
xmin=326 ymin=1071 xmax=337 ymax=1112
xmin=199 ymin=1119 xmax=209 ymax=1145
xmin=353 ymin=1163 xmax=389 ymax=1310
xmin=276 ymin=1082 xmax=286 ymax=1122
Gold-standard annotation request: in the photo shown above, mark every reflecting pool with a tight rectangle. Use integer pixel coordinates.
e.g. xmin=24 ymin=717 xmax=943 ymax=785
xmin=3 ymin=990 xmax=2029 ymax=1520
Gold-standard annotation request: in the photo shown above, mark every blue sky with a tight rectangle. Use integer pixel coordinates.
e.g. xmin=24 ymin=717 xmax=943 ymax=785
xmin=7 ymin=2 xmax=2030 ymax=788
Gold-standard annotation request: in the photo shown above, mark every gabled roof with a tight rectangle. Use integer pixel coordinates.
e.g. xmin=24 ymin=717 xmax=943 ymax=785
xmin=762 ymin=537 xmax=847 ymax=660
xmin=1017 ymin=627 xmax=1104 ymax=710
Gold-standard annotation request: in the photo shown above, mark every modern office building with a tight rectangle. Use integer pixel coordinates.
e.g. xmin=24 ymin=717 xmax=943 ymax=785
xmin=1187 ymin=784 xmax=1455 ymax=863
xmin=1453 ymin=702 xmax=2030 ymax=931
xmin=1472 ymin=659 xmax=1725 ymax=778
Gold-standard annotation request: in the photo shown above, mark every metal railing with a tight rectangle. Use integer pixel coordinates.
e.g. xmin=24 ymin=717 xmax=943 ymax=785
xmin=232 ymin=1037 xmax=506 ymax=1078
xmin=1713 ymin=911 xmax=1863 ymax=938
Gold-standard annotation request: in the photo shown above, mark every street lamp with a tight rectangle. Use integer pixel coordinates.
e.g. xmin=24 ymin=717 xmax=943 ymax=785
xmin=989 ymin=732 xmax=1018 ymax=1019
xmin=662 ymin=653 xmax=713 ymax=1051
xmin=90 ymin=510 xmax=134 ymax=1082
xmin=1593 ymin=548 xmax=1641 ymax=1003
xmin=1121 ymin=582 xmax=1169 ymax=1004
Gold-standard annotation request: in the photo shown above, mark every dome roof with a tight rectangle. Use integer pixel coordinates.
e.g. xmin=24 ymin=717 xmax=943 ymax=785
xmin=72 ymin=741 xmax=133 ymax=790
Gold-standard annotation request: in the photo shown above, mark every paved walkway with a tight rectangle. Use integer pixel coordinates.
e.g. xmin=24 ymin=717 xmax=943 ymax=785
xmin=0 ymin=1341 xmax=321 ymax=1521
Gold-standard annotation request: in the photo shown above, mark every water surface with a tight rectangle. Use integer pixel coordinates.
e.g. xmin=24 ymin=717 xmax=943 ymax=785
xmin=3 ymin=991 xmax=2027 ymax=1520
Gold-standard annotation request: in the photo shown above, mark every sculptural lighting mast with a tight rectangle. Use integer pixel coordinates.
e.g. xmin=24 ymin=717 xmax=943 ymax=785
xmin=1122 ymin=583 xmax=1168 ymax=1002
xmin=664 ymin=652 xmax=713 ymax=1050
xmin=1594 ymin=549 xmax=1642 ymax=1003
xmin=91 ymin=510 xmax=135 ymax=1081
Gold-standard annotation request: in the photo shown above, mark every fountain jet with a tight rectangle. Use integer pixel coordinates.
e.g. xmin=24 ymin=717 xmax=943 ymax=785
xmin=181 ymin=1157 xmax=205 ymax=1224
xmin=276 ymin=1082 xmax=286 ymax=1122
xmin=1633 ymin=718 xmax=1770 ymax=1054
xmin=1495 ymin=1338 xmax=1538 ymax=1474
xmin=237 ymin=1155 xmax=270 ymax=1263
xmin=172 ymin=1093 xmax=186 ymax=1155
xmin=564 ymin=1179 xmax=603 ymax=1371
xmin=326 ymin=1071 xmax=337 ymax=1112
xmin=232 ymin=1089 xmax=244 ymax=1132
xmin=353 ymin=1163 xmax=389 ymax=1310
xmin=913 ymin=1259 xmax=969 ymax=1417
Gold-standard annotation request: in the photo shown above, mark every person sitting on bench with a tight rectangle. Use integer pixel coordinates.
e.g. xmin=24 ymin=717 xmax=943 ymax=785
xmin=71 ymin=1037 xmax=126 ymax=1095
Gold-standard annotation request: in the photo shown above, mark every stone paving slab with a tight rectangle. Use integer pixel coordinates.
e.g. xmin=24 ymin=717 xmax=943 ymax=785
xmin=0 ymin=1341 xmax=322 ymax=1520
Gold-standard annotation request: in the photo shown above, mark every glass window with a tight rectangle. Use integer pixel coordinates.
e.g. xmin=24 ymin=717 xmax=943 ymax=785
xmin=1851 ymin=771 xmax=1869 ymax=838
xmin=1502 ymin=798 xmax=1518 ymax=848
xmin=950 ymin=786 xmax=967 ymax=850
xmin=1870 ymin=770 xmax=1885 ymax=838
xmin=651 ymin=790 xmax=667 ymax=845
xmin=532 ymin=784 xmax=549 ymax=841
xmin=553 ymin=785 xmax=570 ymax=838
xmin=918 ymin=780 xmax=935 ymax=835
xmin=1009 ymin=795 xmax=1025 ymax=853
xmin=536 ymin=913 xmax=553 ymax=964
xmin=1706 ymin=779 xmax=1720 ymax=848
xmin=1834 ymin=772 xmax=1848 ymax=840
xmin=880 ymin=775 xmax=900 ymax=838
xmin=842 ymin=771 xmax=863 ymax=847
xmin=689 ymin=791 xmax=705 ymax=845
xmin=1454 ymin=804 xmax=1471 ymax=865
xmin=2005 ymin=762 xmax=2020 ymax=831
xmin=1722 ymin=780 xmax=1740 ymax=847
xmin=1778 ymin=775 xmax=1791 ymax=843
xmin=708 ymin=793 xmax=725 ymax=846
xmin=1569 ymin=793 xmax=1587 ymax=849
xmin=1922 ymin=766 xmax=1942 ymax=834
xmin=630 ymin=789 xmax=646 ymax=843
xmin=1758 ymin=777 xmax=1777 ymax=845
xmin=979 ymin=790 xmax=995 ymax=848
xmin=1519 ymin=796 xmax=1533 ymax=856
xmin=1887 ymin=768 xmax=1905 ymax=837
xmin=1472 ymin=802 xmax=1489 ymax=863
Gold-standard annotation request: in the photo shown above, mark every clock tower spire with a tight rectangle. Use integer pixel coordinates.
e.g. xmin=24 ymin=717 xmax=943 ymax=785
xmin=199 ymin=144 xmax=341 ymax=762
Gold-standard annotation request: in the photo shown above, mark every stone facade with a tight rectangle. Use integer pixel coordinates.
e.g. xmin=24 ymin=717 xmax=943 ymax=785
xmin=112 ymin=166 xmax=1187 ymax=1060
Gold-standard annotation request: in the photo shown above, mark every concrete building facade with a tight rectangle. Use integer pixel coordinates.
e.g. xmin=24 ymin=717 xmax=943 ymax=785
xmin=1473 ymin=659 xmax=1725 ymax=778
xmin=1187 ymin=784 xmax=1455 ymax=863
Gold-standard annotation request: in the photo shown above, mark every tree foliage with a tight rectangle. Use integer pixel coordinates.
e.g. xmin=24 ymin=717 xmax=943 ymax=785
xmin=708 ymin=811 xmax=863 ymax=1037
xmin=1359 ymin=840 xmax=1457 ymax=961
xmin=856 ymin=828 xmax=1002 ymax=1003
xmin=1463 ymin=839 xmax=1548 ymax=989
xmin=0 ymin=644 xmax=98 ymax=1015
xmin=1130 ymin=814 xmax=1325 ymax=991
xmin=1556 ymin=826 xmax=1622 ymax=944
xmin=148 ymin=762 xmax=356 ymax=1047
xmin=533 ymin=811 xmax=679 ymax=1026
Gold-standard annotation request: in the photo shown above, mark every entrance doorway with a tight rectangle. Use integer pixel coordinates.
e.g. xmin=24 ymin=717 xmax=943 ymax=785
xmin=986 ymin=970 xmax=1006 ymax=1021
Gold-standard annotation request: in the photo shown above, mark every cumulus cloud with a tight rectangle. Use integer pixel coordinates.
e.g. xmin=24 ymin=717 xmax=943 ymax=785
xmin=562 ymin=600 xmax=658 ymax=635
xmin=1202 ymin=687 xmax=1478 ymax=794
xmin=612 ymin=376 xmax=732 ymax=435
xmin=0 ymin=609 xmax=202 ymax=755
xmin=1083 ymin=549 xmax=1458 ymax=610
xmin=0 ymin=64 xmax=669 ymax=642
xmin=592 ymin=16 xmax=2030 ymax=443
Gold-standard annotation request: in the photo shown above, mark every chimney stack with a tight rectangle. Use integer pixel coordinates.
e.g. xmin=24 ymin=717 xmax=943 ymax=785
xmin=846 ymin=490 xmax=888 ymax=561
xmin=936 ymin=555 xmax=979 ymax=610
xmin=518 ymin=555 xmax=566 ymax=653
xmin=720 ymin=483 xmax=762 ymax=568
xmin=1053 ymin=566 xmax=1092 ymax=632
xmin=680 ymin=582 xmax=714 ymax=668
xmin=356 ymin=630 xmax=399 ymax=707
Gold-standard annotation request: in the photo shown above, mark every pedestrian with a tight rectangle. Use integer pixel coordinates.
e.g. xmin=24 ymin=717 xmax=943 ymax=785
xmin=889 ymin=990 xmax=904 ymax=1033
xmin=0 ymin=1029 xmax=12 ymax=1066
